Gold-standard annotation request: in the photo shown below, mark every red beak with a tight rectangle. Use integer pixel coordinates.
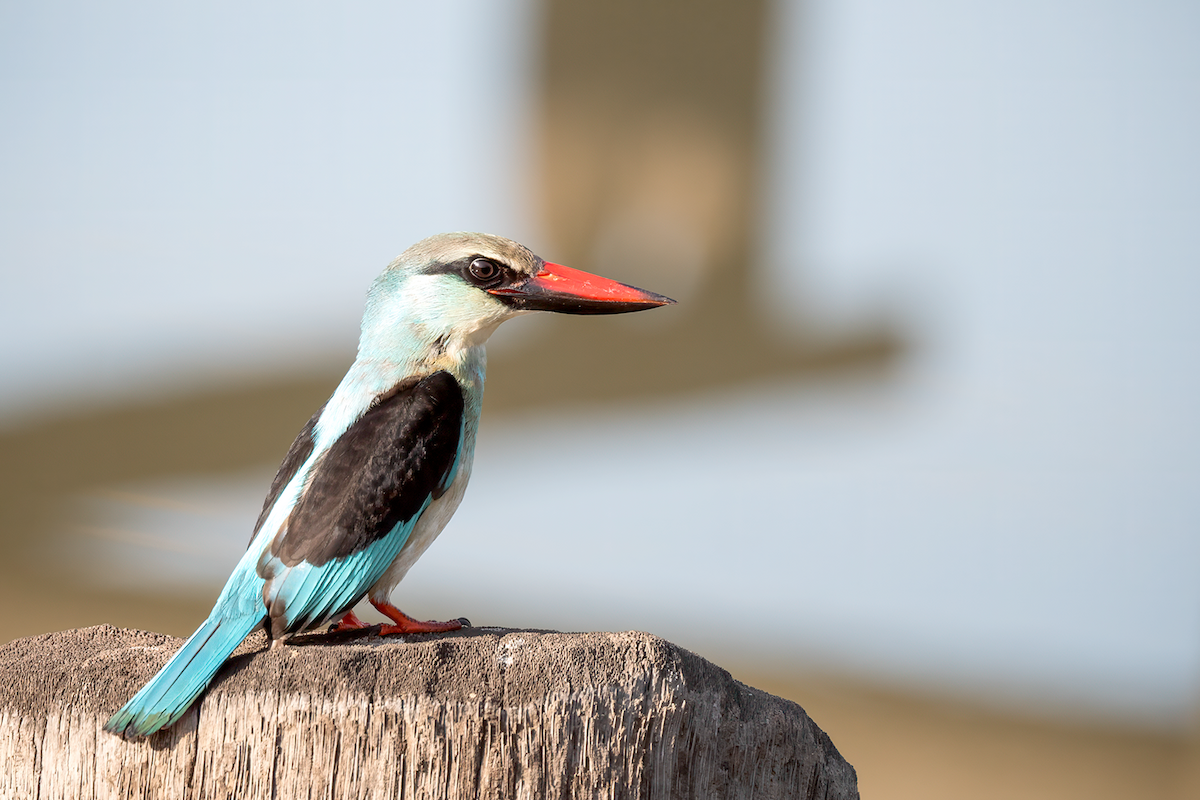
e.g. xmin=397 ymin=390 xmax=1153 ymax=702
xmin=487 ymin=262 xmax=675 ymax=315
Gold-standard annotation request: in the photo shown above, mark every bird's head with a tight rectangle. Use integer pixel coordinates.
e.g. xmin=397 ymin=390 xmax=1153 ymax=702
xmin=358 ymin=232 xmax=674 ymax=364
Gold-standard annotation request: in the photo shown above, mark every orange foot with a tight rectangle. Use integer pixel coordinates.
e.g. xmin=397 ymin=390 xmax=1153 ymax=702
xmin=371 ymin=599 xmax=469 ymax=635
xmin=331 ymin=610 xmax=372 ymax=632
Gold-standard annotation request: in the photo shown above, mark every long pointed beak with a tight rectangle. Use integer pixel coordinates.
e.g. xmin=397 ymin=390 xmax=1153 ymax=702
xmin=487 ymin=262 xmax=675 ymax=315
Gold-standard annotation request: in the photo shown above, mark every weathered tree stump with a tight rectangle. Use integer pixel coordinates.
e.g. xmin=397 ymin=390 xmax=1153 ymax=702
xmin=0 ymin=625 xmax=858 ymax=799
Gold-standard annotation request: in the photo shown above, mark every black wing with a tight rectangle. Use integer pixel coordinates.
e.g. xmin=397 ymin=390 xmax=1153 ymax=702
xmin=250 ymin=403 xmax=324 ymax=542
xmin=269 ymin=370 xmax=465 ymax=568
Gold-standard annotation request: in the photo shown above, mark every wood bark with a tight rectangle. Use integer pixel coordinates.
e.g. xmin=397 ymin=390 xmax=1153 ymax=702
xmin=0 ymin=625 xmax=858 ymax=799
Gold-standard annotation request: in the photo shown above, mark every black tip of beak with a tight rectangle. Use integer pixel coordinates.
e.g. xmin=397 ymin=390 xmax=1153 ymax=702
xmin=491 ymin=290 xmax=675 ymax=315
xmin=556 ymin=288 xmax=676 ymax=315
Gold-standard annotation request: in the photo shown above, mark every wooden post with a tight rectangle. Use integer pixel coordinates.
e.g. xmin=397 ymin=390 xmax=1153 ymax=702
xmin=0 ymin=625 xmax=857 ymax=799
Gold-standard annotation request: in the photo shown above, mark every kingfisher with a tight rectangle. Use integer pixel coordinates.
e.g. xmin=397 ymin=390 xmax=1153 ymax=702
xmin=104 ymin=232 xmax=673 ymax=738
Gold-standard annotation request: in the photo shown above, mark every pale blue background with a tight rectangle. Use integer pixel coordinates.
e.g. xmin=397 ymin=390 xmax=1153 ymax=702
xmin=4 ymin=1 xmax=1198 ymax=728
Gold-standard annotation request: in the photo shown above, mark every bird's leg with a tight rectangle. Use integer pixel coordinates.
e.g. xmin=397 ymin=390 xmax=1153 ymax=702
xmin=330 ymin=610 xmax=372 ymax=632
xmin=369 ymin=598 xmax=467 ymax=635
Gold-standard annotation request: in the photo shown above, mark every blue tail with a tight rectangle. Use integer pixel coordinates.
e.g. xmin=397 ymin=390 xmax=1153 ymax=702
xmin=104 ymin=611 xmax=262 ymax=737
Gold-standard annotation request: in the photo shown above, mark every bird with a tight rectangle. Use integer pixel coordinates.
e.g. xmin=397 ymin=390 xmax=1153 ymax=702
xmin=104 ymin=232 xmax=673 ymax=738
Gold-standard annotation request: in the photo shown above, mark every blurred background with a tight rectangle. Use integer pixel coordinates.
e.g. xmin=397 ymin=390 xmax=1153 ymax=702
xmin=2 ymin=1 xmax=1198 ymax=796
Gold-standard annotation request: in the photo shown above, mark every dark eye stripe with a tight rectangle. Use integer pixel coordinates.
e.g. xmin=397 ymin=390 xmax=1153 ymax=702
xmin=420 ymin=254 xmax=525 ymax=290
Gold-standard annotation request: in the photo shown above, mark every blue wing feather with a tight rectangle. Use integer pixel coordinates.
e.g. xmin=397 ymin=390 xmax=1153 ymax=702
xmin=262 ymin=497 xmax=433 ymax=632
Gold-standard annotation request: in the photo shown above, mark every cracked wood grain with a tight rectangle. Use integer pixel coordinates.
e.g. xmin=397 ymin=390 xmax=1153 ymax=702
xmin=0 ymin=625 xmax=858 ymax=799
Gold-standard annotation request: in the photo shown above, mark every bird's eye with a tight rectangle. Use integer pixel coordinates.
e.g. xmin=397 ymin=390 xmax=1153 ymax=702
xmin=467 ymin=258 xmax=503 ymax=287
